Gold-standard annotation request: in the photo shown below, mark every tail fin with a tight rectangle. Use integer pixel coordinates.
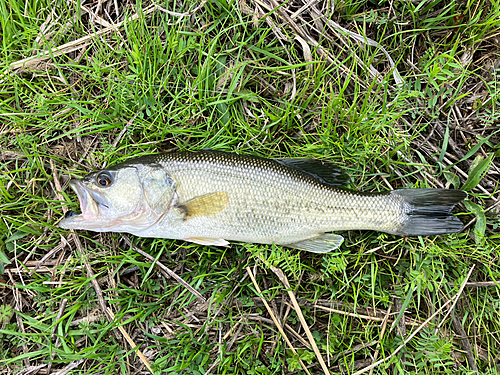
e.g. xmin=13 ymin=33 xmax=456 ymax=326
xmin=391 ymin=189 xmax=467 ymax=236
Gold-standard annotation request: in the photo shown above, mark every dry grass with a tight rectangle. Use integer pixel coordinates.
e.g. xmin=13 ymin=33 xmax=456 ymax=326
xmin=1 ymin=0 xmax=499 ymax=373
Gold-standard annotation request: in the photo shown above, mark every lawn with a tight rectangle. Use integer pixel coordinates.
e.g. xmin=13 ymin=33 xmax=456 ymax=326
xmin=0 ymin=0 xmax=499 ymax=373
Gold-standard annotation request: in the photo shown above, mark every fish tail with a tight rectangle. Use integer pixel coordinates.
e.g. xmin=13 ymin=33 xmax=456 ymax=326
xmin=391 ymin=189 xmax=467 ymax=236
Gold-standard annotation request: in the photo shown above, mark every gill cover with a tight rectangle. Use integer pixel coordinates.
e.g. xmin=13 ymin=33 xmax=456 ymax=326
xmin=139 ymin=165 xmax=177 ymax=215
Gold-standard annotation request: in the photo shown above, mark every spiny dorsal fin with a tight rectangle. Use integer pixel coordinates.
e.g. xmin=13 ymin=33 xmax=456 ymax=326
xmin=274 ymin=158 xmax=350 ymax=186
xmin=178 ymin=192 xmax=229 ymax=220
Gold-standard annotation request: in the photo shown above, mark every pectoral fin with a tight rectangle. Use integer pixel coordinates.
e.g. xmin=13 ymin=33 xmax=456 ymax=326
xmin=285 ymin=233 xmax=344 ymax=253
xmin=177 ymin=192 xmax=229 ymax=220
xmin=186 ymin=237 xmax=230 ymax=247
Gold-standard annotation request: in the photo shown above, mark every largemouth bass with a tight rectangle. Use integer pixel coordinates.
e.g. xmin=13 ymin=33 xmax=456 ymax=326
xmin=59 ymin=151 xmax=467 ymax=253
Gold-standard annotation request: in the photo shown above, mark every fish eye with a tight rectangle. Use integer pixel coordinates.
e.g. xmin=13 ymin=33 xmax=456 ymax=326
xmin=96 ymin=172 xmax=113 ymax=187
xmin=64 ymin=210 xmax=76 ymax=218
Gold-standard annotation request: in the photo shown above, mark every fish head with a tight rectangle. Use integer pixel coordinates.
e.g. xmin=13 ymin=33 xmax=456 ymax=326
xmin=59 ymin=165 xmax=175 ymax=232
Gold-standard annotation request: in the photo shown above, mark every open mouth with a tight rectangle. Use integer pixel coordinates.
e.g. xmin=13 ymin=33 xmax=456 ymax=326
xmin=59 ymin=179 xmax=102 ymax=229
xmin=72 ymin=179 xmax=98 ymax=220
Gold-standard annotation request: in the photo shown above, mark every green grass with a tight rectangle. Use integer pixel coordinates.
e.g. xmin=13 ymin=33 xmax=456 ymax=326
xmin=1 ymin=0 xmax=500 ymax=373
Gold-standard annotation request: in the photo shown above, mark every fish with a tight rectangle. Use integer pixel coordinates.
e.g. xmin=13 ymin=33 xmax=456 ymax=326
xmin=59 ymin=150 xmax=467 ymax=253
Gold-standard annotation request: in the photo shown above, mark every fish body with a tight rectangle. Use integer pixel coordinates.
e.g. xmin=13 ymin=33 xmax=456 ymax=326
xmin=60 ymin=151 xmax=467 ymax=253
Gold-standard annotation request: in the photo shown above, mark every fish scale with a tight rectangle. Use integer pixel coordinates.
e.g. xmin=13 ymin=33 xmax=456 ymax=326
xmin=60 ymin=150 xmax=467 ymax=253
xmin=154 ymin=154 xmax=393 ymax=239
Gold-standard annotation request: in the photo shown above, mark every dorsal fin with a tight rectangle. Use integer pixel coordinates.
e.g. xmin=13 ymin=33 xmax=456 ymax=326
xmin=274 ymin=158 xmax=350 ymax=186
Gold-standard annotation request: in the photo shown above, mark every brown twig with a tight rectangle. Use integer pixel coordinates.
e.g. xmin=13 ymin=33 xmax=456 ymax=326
xmin=455 ymin=281 xmax=500 ymax=288
xmin=121 ymin=235 xmax=206 ymax=302
xmin=352 ymin=265 xmax=476 ymax=375
xmin=52 ymin=358 xmax=85 ymax=375
xmin=368 ymin=304 xmax=392 ymax=375
xmin=30 ymin=235 xmax=71 ymax=275
xmin=106 ymin=308 xmax=153 ymax=373
xmin=246 ymin=314 xmax=312 ymax=349
xmin=16 ymin=364 xmax=47 ymax=374
xmin=393 ymin=296 xmax=407 ymax=370
xmin=246 ymin=266 xmax=312 ymax=375
xmin=353 ymin=299 xmax=454 ymax=375
xmin=331 ymin=340 xmax=378 ymax=363
xmin=4 ymin=4 xmax=156 ymax=73
xmin=269 ymin=266 xmax=331 ymax=375
xmin=313 ymin=303 xmax=419 ymax=326
xmin=451 ymin=314 xmax=479 ymax=372
xmin=155 ymin=1 xmax=207 ymax=18
xmin=52 ymin=299 xmax=68 ymax=340
xmin=435 ymin=265 xmax=475 ymax=332
xmin=47 ymin=298 xmax=68 ymax=374
xmin=7 ymin=270 xmax=30 ymax=368
xmin=73 ymin=233 xmax=113 ymax=323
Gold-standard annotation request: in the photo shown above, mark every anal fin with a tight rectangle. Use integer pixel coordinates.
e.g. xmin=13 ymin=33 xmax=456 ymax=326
xmin=186 ymin=237 xmax=230 ymax=247
xmin=285 ymin=233 xmax=344 ymax=253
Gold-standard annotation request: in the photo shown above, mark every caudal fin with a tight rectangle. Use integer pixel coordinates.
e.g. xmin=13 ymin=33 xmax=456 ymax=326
xmin=390 ymin=189 xmax=467 ymax=236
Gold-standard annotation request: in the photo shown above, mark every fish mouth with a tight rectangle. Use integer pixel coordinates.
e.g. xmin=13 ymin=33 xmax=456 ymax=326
xmin=59 ymin=179 xmax=105 ymax=230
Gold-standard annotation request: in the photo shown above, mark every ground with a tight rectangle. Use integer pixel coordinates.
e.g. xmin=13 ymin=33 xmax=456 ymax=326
xmin=0 ymin=0 xmax=499 ymax=374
